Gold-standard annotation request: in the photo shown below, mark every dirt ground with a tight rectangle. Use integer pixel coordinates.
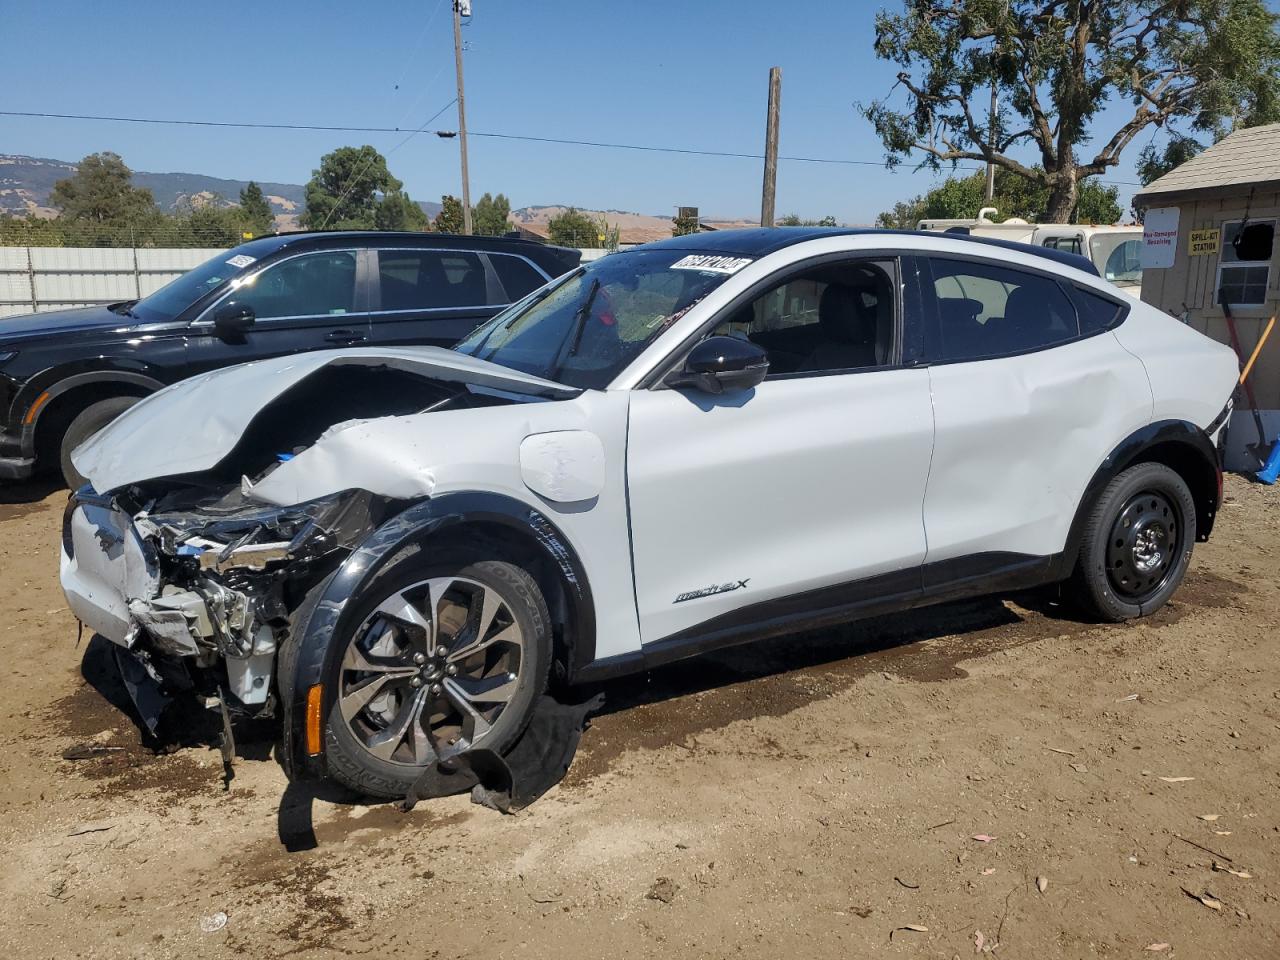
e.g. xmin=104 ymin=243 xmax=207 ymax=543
xmin=0 ymin=476 xmax=1277 ymax=959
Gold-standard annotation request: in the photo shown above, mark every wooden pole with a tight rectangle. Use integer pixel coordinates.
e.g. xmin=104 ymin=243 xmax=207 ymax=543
xmin=760 ymin=67 xmax=781 ymax=228
xmin=453 ymin=1 xmax=473 ymax=235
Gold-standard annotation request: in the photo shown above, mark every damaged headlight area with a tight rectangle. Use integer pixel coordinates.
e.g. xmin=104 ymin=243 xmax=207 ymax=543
xmin=62 ymin=483 xmax=400 ymax=729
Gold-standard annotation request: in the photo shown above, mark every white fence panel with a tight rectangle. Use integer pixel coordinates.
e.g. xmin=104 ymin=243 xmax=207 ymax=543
xmin=0 ymin=246 xmax=228 ymax=318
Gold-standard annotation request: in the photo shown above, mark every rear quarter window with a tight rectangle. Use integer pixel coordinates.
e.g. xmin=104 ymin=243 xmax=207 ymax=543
xmin=490 ymin=254 xmax=548 ymax=303
xmin=1072 ymin=286 xmax=1127 ymax=334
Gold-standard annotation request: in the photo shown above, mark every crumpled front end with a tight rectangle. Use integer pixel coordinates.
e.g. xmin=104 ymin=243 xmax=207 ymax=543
xmin=60 ymin=483 xmax=395 ymax=729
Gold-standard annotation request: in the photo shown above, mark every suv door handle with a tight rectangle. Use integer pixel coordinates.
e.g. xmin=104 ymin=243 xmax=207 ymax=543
xmin=325 ymin=329 xmax=367 ymax=344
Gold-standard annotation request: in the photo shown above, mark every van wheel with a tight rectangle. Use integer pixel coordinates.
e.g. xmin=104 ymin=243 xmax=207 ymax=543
xmin=59 ymin=396 xmax=139 ymax=489
xmin=318 ymin=558 xmax=551 ymax=800
xmin=1066 ymin=462 xmax=1197 ymax=621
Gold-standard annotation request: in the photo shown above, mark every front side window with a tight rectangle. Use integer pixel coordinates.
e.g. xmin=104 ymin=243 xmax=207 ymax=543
xmin=224 ymin=250 xmax=357 ymax=320
xmin=1218 ymin=220 xmax=1275 ymax=306
xmin=456 ymin=249 xmax=737 ymax=389
xmin=135 ymin=238 xmax=284 ymax=322
xmin=927 ymin=258 xmax=1079 ymax=361
xmin=1043 ymin=236 xmax=1083 ymax=255
xmin=711 ymin=260 xmax=896 ymax=375
xmin=378 ymin=250 xmax=490 ymax=311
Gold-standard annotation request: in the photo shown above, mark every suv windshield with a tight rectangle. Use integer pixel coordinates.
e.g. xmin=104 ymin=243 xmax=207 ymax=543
xmin=129 ymin=238 xmax=285 ymax=323
xmin=455 ymin=248 xmax=742 ymax=389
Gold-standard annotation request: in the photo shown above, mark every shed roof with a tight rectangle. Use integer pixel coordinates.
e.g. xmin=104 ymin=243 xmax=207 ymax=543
xmin=1134 ymin=123 xmax=1280 ymax=204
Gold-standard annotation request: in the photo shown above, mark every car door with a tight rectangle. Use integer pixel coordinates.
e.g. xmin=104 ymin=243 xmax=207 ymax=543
xmin=625 ymin=255 xmax=936 ymax=647
xmin=917 ymin=255 xmax=1152 ymax=582
xmin=185 ymin=248 xmax=370 ymax=374
xmin=365 ymin=248 xmax=511 ymax=348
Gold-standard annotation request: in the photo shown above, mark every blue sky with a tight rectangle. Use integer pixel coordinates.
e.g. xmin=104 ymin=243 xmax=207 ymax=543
xmin=2 ymin=0 xmax=1166 ymax=222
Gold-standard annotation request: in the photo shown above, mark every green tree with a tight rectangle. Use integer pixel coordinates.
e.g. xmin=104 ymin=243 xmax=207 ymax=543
xmin=434 ymin=195 xmax=465 ymax=233
xmin=778 ymin=214 xmax=840 ymax=226
xmin=181 ymin=205 xmax=250 ymax=246
xmin=878 ymin=169 xmax=1122 ymax=227
xmin=876 ymin=198 xmax=929 ymax=229
xmin=547 ymin=207 xmax=600 ymax=246
xmin=1136 ymin=135 xmax=1206 ymax=186
xmin=238 ymin=181 xmax=275 ymax=237
xmin=860 ymin=0 xmax=1280 ymax=222
xmin=300 ymin=145 xmax=427 ymax=230
xmin=473 ymin=192 xmax=512 ymax=236
xmin=49 ymin=152 xmax=158 ymax=226
xmin=376 ymin=191 xmax=430 ymax=231
xmin=672 ymin=209 xmax=700 ymax=236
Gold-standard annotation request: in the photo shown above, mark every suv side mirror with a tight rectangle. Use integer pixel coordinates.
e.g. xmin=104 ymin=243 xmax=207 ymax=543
xmin=213 ymin=302 xmax=255 ymax=339
xmin=665 ymin=335 xmax=769 ymax=394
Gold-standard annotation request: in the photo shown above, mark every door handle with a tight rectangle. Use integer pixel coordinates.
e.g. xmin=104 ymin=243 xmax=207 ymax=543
xmin=325 ymin=329 xmax=367 ymax=344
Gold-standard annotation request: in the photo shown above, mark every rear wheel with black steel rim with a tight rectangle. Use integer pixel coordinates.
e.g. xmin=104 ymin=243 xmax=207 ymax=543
xmin=1067 ymin=462 xmax=1197 ymax=622
xmin=321 ymin=558 xmax=551 ymax=799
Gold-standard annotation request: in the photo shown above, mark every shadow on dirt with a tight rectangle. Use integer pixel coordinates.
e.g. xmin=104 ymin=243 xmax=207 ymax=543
xmin=565 ymin=571 xmax=1244 ymax=782
xmin=0 ymin=475 xmax=64 ymax=518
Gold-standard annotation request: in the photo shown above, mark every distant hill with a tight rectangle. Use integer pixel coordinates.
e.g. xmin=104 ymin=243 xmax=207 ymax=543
xmin=510 ymin=204 xmax=757 ymax=244
xmin=0 ymin=154 xmax=443 ymax=228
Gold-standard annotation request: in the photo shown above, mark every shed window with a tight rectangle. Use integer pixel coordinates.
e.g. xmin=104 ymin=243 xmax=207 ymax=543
xmin=1217 ymin=219 xmax=1275 ymax=307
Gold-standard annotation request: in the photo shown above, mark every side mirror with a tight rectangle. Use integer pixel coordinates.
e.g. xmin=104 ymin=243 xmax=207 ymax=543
xmin=213 ymin=302 xmax=255 ymax=339
xmin=665 ymin=335 xmax=769 ymax=394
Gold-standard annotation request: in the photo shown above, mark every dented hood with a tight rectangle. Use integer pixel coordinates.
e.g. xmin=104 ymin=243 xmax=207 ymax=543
xmin=73 ymin=346 xmax=576 ymax=493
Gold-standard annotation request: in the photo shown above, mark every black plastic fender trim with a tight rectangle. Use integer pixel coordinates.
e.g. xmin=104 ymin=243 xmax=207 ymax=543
xmin=1054 ymin=419 xmax=1221 ymax=581
xmin=282 ymin=491 xmax=595 ymax=782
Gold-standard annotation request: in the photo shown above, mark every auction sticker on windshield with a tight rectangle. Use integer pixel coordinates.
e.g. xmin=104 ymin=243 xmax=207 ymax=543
xmin=226 ymin=254 xmax=256 ymax=269
xmin=670 ymin=254 xmax=753 ymax=274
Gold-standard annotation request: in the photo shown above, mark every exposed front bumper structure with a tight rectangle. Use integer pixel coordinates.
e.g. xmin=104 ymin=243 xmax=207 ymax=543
xmin=60 ymin=485 xmax=395 ymax=733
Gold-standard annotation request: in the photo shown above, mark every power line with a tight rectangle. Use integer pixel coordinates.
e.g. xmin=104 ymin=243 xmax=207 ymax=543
xmin=0 ymin=109 xmax=1143 ymax=186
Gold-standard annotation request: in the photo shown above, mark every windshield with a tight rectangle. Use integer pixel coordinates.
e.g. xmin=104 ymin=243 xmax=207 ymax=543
xmin=1091 ymin=234 xmax=1143 ymax=286
xmin=455 ymin=249 xmax=744 ymax=389
xmin=129 ymin=238 xmax=285 ymax=322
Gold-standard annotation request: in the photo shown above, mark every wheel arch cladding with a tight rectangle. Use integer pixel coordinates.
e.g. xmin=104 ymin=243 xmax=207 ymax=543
xmin=1063 ymin=420 xmax=1220 ymax=573
xmin=30 ymin=373 xmax=161 ymax=462
xmin=282 ymin=491 xmax=595 ymax=781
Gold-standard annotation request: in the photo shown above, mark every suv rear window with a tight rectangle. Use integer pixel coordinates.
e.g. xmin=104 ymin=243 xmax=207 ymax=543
xmin=378 ymin=250 xmax=490 ymax=310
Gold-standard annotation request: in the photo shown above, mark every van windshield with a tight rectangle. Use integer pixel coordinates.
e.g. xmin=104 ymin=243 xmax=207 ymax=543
xmin=1092 ymin=235 xmax=1143 ymax=286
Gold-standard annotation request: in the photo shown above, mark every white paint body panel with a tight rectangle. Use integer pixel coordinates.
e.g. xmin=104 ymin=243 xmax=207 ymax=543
xmin=627 ymin=369 xmax=934 ymax=642
xmin=61 ymin=231 xmax=1242 ymax=676
xmin=922 ymin=332 xmax=1152 ymax=561
xmin=519 ymin=430 xmax=607 ymax=503
xmin=1110 ymin=301 xmax=1240 ymax=429
xmin=72 ymin=345 xmax=572 ymax=494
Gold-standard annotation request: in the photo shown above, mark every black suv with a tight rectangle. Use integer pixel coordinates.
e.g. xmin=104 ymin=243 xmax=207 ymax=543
xmin=0 ymin=231 xmax=579 ymax=486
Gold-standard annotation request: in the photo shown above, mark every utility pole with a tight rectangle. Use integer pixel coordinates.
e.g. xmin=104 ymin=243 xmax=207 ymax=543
xmin=984 ymin=82 xmax=997 ymax=203
xmin=453 ymin=0 xmax=473 ymax=235
xmin=760 ymin=66 xmax=781 ymax=228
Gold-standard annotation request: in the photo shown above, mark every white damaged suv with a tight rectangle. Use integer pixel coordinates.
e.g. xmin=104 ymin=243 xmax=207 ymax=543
xmin=61 ymin=228 xmax=1238 ymax=797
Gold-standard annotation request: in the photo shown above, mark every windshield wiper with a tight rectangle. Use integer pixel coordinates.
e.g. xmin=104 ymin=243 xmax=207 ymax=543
xmin=549 ymin=278 xmax=600 ymax=382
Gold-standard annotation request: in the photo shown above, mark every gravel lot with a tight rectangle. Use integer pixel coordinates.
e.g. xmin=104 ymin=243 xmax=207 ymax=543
xmin=0 ymin=475 xmax=1277 ymax=959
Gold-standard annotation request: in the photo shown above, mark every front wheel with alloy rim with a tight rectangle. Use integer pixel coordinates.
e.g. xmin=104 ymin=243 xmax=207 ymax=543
xmin=320 ymin=558 xmax=551 ymax=799
xmin=1067 ymin=461 xmax=1197 ymax=622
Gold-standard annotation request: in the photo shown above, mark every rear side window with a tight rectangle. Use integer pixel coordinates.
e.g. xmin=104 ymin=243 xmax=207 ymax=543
xmin=926 ymin=258 xmax=1080 ymax=361
xmin=378 ymin=250 xmax=490 ymax=310
xmin=489 ymin=254 xmax=548 ymax=303
xmin=1073 ymin=286 xmax=1126 ymax=334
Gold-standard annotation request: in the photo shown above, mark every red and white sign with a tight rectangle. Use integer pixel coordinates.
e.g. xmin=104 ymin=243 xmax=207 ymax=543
xmin=1142 ymin=207 xmax=1180 ymax=269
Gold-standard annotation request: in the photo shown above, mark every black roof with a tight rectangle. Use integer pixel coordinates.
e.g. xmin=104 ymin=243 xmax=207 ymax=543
xmin=246 ymin=230 xmax=580 ymax=265
xmin=642 ymin=227 xmax=1099 ymax=276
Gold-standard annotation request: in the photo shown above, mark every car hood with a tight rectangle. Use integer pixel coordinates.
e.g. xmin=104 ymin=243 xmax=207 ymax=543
xmin=72 ymin=346 xmax=578 ymax=493
xmin=0 ymin=304 xmax=138 ymax=344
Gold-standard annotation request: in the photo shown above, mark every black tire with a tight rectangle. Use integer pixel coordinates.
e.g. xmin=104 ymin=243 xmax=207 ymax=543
xmin=1066 ymin=462 xmax=1197 ymax=622
xmin=59 ymin=396 xmax=139 ymax=489
xmin=309 ymin=557 xmax=551 ymax=800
